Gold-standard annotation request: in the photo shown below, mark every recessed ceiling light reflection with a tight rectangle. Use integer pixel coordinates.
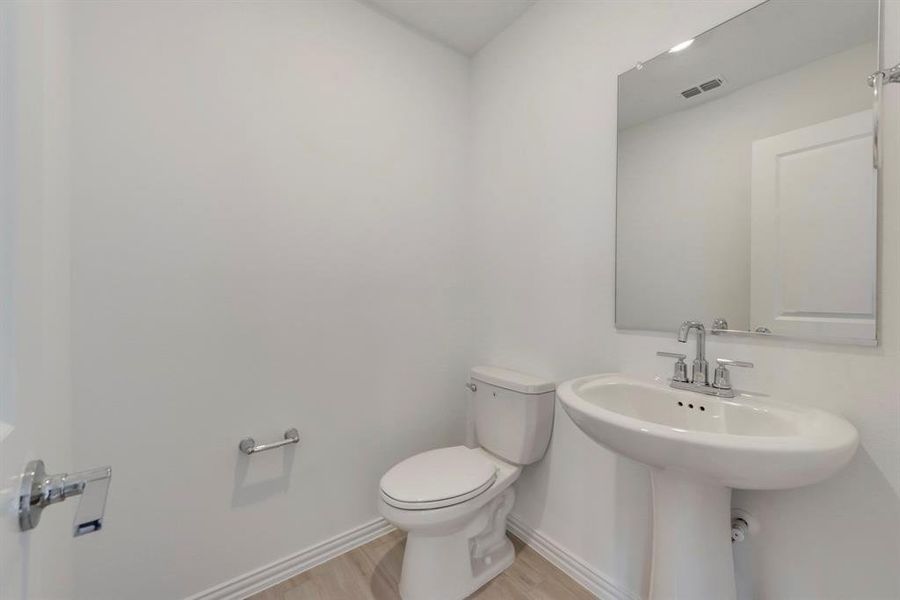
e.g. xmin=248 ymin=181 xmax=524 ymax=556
xmin=669 ymin=39 xmax=694 ymax=53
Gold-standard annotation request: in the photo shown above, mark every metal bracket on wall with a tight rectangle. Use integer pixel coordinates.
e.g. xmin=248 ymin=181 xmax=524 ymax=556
xmin=868 ymin=63 xmax=900 ymax=87
xmin=867 ymin=63 xmax=900 ymax=170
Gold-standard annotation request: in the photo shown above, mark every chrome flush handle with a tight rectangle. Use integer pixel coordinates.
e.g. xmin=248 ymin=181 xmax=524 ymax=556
xmin=19 ymin=459 xmax=112 ymax=536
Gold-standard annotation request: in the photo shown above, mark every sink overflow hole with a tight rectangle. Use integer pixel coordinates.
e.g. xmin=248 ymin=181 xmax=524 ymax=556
xmin=676 ymin=401 xmax=706 ymax=411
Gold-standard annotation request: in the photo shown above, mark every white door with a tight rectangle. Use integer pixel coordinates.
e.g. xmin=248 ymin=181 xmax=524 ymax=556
xmin=1 ymin=4 xmax=109 ymax=599
xmin=750 ymin=110 xmax=877 ymax=342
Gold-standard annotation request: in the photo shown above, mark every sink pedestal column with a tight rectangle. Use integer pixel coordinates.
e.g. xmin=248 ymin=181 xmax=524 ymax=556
xmin=649 ymin=469 xmax=736 ymax=600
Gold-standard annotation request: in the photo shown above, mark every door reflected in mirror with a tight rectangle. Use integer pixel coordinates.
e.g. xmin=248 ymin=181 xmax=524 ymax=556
xmin=615 ymin=0 xmax=879 ymax=344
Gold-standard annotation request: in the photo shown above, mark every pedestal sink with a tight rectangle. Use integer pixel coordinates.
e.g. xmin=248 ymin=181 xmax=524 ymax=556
xmin=557 ymin=373 xmax=858 ymax=600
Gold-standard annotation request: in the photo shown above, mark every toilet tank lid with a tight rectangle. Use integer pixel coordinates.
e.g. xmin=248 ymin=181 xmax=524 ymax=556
xmin=470 ymin=366 xmax=555 ymax=394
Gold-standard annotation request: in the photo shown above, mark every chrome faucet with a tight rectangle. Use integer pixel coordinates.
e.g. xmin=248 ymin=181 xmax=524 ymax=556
xmin=657 ymin=320 xmax=754 ymax=399
xmin=677 ymin=320 xmax=708 ymax=385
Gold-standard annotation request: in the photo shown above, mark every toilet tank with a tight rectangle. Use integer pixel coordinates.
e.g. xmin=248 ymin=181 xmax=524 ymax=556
xmin=470 ymin=366 xmax=555 ymax=465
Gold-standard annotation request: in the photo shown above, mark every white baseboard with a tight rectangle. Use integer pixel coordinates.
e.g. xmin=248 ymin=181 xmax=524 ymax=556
xmin=506 ymin=513 xmax=641 ymax=600
xmin=187 ymin=513 xmax=636 ymax=600
xmin=186 ymin=517 xmax=395 ymax=600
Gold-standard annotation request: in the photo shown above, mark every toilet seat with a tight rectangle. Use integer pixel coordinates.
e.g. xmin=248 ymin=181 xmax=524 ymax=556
xmin=380 ymin=446 xmax=498 ymax=510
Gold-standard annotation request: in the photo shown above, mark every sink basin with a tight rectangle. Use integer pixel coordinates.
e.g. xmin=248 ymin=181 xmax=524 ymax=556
xmin=558 ymin=373 xmax=858 ymax=489
xmin=558 ymin=373 xmax=858 ymax=600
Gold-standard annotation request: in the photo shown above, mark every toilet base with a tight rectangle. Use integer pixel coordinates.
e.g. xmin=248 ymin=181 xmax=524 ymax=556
xmin=397 ymin=488 xmax=516 ymax=600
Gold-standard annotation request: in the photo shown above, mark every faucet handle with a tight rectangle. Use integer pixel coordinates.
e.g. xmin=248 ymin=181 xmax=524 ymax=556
xmin=657 ymin=352 xmax=688 ymax=383
xmin=716 ymin=358 xmax=753 ymax=368
xmin=713 ymin=358 xmax=753 ymax=390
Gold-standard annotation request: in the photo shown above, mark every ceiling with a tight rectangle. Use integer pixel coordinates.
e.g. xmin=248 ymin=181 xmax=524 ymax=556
xmin=618 ymin=0 xmax=878 ymax=129
xmin=365 ymin=0 xmax=536 ymax=55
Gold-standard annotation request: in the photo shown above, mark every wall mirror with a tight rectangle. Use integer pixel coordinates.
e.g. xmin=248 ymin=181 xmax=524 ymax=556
xmin=616 ymin=0 xmax=880 ymax=345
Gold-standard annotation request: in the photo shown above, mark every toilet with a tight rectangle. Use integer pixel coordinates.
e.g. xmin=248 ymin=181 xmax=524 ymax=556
xmin=378 ymin=366 xmax=555 ymax=600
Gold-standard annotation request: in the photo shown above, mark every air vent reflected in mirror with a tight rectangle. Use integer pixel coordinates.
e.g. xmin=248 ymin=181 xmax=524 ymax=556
xmin=680 ymin=76 xmax=725 ymax=100
xmin=700 ymin=78 xmax=723 ymax=91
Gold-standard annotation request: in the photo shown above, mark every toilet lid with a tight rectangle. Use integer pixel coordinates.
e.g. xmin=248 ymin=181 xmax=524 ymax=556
xmin=380 ymin=446 xmax=498 ymax=510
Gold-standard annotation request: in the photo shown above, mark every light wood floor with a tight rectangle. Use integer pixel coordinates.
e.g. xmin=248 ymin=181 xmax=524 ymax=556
xmin=248 ymin=530 xmax=595 ymax=600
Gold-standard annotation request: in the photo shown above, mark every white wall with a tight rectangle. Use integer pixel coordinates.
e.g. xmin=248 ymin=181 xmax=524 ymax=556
xmin=617 ymin=43 xmax=874 ymax=332
xmin=63 ymin=2 xmax=471 ymax=598
xmin=8 ymin=2 xmax=899 ymax=599
xmin=470 ymin=1 xmax=900 ymax=599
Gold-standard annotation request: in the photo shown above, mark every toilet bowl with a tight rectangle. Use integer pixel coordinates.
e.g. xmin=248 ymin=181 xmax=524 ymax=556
xmin=378 ymin=367 xmax=555 ymax=600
